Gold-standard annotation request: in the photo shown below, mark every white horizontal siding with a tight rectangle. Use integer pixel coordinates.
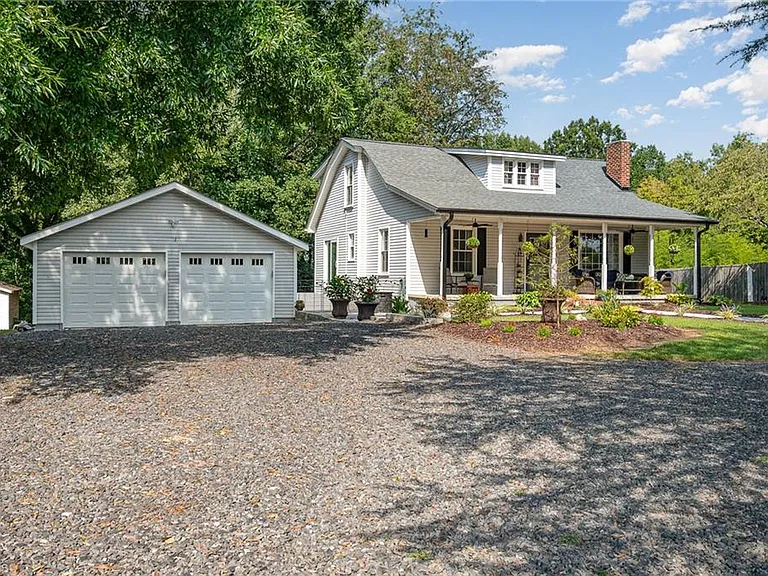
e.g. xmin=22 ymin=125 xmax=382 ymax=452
xmin=35 ymin=190 xmax=297 ymax=326
xmin=408 ymin=219 xmax=442 ymax=295
xmin=459 ymin=155 xmax=488 ymax=186
xmin=314 ymin=150 xmax=358 ymax=287
xmin=629 ymin=231 xmax=650 ymax=274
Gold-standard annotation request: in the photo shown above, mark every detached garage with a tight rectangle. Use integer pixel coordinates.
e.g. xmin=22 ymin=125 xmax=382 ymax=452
xmin=20 ymin=182 xmax=308 ymax=329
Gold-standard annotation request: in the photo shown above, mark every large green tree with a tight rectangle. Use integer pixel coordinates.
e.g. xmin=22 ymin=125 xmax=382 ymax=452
xmin=630 ymin=144 xmax=667 ymax=191
xmin=543 ymin=116 xmax=626 ymax=159
xmin=355 ymin=7 xmax=504 ymax=146
xmin=464 ymin=132 xmax=542 ymax=153
xmin=702 ymin=1 xmax=768 ymax=65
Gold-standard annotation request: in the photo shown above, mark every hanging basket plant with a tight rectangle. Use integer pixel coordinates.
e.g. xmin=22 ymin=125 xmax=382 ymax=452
xmin=668 ymin=243 xmax=680 ymax=255
xmin=623 ymin=244 xmax=635 ymax=256
xmin=465 ymin=236 xmax=481 ymax=250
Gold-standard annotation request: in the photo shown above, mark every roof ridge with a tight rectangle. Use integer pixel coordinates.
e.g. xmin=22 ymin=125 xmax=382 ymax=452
xmin=342 ymin=137 xmax=443 ymax=151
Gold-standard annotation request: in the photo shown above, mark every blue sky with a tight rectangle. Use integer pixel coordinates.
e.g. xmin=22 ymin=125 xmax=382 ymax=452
xmin=381 ymin=1 xmax=768 ymax=159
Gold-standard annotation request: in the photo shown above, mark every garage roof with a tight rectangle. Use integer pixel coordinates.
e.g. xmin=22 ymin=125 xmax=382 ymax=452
xmin=20 ymin=182 xmax=309 ymax=250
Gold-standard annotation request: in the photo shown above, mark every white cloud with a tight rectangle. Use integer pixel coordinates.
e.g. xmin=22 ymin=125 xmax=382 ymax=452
xmin=634 ymin=104 xmax=657 ymax=115
xmin=644 ymin=113 xmax=666 ymax=126
xmin=601 ymin=16 xmax=725 ymax=83
xmin=726 ymin=115 xmax=768 ymax=140
xmin=714 ymin=27 xmax=753 ymax=55
xmin=668 ymin=57 xmax=768 ymax=109
xmin=742 ymin=106 xmax=761 ymax=115
xmin=615 ymin=107 xmax=633 ymax=119
xmin=484 ymin=45 xmax=567 ymax=73
xmin=667 ymin=86 xmax=720 ymax=108
xmin=619 ymin=1 xmax=652 ymax=26
xmin=540 ymin=94 xmax=570 ymax=104
xmin=500 ymin=73 xmax=565 ymax=92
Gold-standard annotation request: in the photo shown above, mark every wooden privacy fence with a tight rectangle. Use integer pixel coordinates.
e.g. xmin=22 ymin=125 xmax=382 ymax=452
xmin=667 ymin=262 xmax=768 ymax=302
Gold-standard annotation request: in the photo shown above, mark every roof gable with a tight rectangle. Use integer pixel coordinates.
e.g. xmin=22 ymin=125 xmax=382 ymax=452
xmin=20 ymin=182 xmax=308 ymax=250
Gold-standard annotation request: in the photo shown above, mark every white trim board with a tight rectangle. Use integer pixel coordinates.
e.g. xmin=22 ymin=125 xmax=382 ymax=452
xmin=20 ymin=182 xmax=309 ymax=251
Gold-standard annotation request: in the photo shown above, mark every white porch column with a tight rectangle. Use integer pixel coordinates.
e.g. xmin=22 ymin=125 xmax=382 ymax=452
xmin=438 ymin=220 xmax=445 ymax=296
xmin=601 ymin=222 xmax=608 ymax=291
xmin=497 ymin=220 xmax=504 ymax=297
xmin=648 ymin=225 xmax=655 ymax=280
xmin=550 ymin=232 xmax=558 ymax=287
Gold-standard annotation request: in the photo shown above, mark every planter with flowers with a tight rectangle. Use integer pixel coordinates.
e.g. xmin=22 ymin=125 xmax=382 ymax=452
xmin=355 ymin=275 xmax=380 ymax=321
xmin=324 ymin=275 xmax=355 ymax=318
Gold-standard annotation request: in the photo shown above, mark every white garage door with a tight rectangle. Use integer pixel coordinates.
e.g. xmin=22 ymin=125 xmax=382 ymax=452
xmin=180 ymin=254 xmax=273 ymax=324
xmin=63 ymin=253 xmax=166 ymax=328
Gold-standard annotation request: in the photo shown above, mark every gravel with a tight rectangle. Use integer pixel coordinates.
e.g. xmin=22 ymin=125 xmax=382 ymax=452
xmin=1 ymin=322 xmax=766 ymax=575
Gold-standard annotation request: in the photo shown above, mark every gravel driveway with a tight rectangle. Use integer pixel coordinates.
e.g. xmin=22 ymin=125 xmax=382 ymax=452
xmin=1 ymin=322 xmax=766 ymax=575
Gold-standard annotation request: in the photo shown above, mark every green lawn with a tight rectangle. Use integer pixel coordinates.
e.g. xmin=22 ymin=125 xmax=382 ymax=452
xmin=620 ymin=317 xmax=768 ymax=362
xmin=697 ymin=303 xmax=768 ymax=318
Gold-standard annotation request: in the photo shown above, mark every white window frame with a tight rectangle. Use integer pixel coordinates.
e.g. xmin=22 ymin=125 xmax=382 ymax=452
xmin=577 ymin=231 xmax=622 ymax=273
xmin=348 ymin=232 xmax=356 ymax=261
xmin=378 ymin=228 xmax=389 ymax=275
xmin=325 ymin=239 xmax=338 ymax=282
xmin=450 ymin=226 xmax=476 ymax=275
xmin=502 ymin=159 xmax=543 ymax=189
xmin=344 ymin=164 xmax=354 ymax=208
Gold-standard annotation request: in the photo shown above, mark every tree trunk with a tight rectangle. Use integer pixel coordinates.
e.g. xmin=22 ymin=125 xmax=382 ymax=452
xmin=541 ymin=298 xmax=560 ymax=324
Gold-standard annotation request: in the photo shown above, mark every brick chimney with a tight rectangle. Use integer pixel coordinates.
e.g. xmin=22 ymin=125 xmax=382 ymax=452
xmin=605 ymin=140 xmax=631 ymax=189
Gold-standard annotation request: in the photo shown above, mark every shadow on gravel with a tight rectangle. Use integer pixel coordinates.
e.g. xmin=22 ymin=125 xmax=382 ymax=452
xmin=0 ymin=321 xmax=418 ymax=401
xmin=373 ymin=356 xmax=768 ymax=574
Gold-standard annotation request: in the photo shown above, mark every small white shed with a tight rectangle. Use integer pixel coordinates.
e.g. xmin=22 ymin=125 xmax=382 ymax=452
xmin=0 ymin=282 xmax=21 ymax=330
xmin=20 ymin=182 xmax=308 ymax=329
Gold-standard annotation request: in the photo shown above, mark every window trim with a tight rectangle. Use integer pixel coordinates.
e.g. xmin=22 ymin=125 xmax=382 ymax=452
xmin=577 ymin=231 xmax=622 ymax=273
xmin=501 ymin=159 xmax=544 ymax=190
xmin=378 ymin=227 xmax=390 ymax=275
xmin=343 ymin=164 xmax=354 ymax=208
xmin=450 ymin=226 xmax=476 ymax=276
xmin=347 ymin=232 xmax=356 ymax=262
xmin=325 ymin=239 xmax=338 ymax=282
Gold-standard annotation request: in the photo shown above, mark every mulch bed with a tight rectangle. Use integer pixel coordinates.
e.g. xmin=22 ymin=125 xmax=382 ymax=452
xmin=440 ymin=319 xmax=692 ymax=355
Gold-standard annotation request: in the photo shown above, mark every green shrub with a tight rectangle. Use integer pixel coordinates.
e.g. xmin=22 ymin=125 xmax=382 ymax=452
xmin=640 ymin=276 xmax=664 ymax=297
xmin=592 ymin=303 xmax=642 ymax=330
xmin=647 ymin=314 xmax=664 ymax=326
xmin=666 ymin=292 xmax=695 ymax=306
xmin=502 ymin=323 xmax=517 ymax=334
xmin=596 ymin=289 xmax=617 ymax=303
xmin=516 ymin=290 xmax=541 ymax=310
xmin=717 ymin=304 xmax=741 ymax=320
xmin=391 ymin=294 xmax=410 ymax=314
xmin=536 ymin=325 xmax=552 ymax=338
xmin=568 ymin=326 xmax=582 ymax=336
xmin=417 ymin=297 xmax=447 ymax=318
xmin=707 ymin=294 xmax=734 ymax=307
xmin=478 ymin=318 xmax=493 ymax=328
xmin=452 ymin=291 xmax=494 ymax=323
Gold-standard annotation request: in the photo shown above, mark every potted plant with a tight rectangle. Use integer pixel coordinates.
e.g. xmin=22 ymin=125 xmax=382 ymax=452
xmin=324 ymin=275 xmax=354 ymax=318
xmin=523 ymin=223 xmax=578 ymax=325
xmin=355 ymin=275 xmax=380 ymax=321
xmin=623 ymin=244 xmax=635 ymax=256
xmin=465 ymin=236 xmax=481 ymax=250
xmin=294 ymin=299 xmax=305 ymax=311
xmin=463 ymin=272 xmax=474 ymax=283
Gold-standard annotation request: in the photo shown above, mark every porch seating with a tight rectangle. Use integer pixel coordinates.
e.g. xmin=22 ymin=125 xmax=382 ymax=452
xmin=444 ymin=267 xmax=461 ymax=295
xmin=480 ymin=267 xmax=497 ymax=294
xmin=656 ymin=270 xmax=673 ymax=293
xmin=570 ymin=268 xmax=597 ymax=294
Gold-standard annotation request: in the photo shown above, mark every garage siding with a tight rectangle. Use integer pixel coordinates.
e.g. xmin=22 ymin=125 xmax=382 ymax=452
xmin=35 ymin=190 xmax=297 ymax=327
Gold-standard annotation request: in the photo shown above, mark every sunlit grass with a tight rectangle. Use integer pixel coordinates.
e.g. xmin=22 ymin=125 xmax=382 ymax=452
xmin=619 ymin=317 xmax=768 ymax=361
xmin=697 ymin=303 xmax=768 ymax=318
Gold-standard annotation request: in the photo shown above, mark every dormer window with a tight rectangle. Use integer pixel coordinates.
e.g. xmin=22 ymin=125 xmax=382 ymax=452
xmin=344 ymin=165 xmax=354 ymax=207
xmin=503 ymin=159 xmax=541 ymax=188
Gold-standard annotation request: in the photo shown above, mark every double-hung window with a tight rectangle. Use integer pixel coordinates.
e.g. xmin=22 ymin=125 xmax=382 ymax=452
xmin=379 ymin=228 xmax=389 ymax=274
xmin=503 ymin=160 xmax=515 ymax=185
xmin=348 ymin=233 xmax=356 ymax=261
xmin=578 ymin=232 xmax=620 ymax=272
xmin=451 ymin=228 xmax=474 ymax=274
xmin=344 ymin=165 xmax=354 ymax=207
xmin=503 ymin=160 xmax=541 ymax=188
xmin=530 ymin=162 xmax=540 ymax=186
xmin=516 ymin=162 xmax=527 ymax=186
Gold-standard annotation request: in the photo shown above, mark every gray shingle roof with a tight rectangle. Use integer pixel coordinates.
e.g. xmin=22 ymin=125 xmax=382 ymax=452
xmin=343 ymin=138 xmax=715 ymax=225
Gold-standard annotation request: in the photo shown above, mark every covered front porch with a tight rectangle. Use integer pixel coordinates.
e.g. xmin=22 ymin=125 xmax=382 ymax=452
xmin=405 ymin=214 xmax=705 ymax=300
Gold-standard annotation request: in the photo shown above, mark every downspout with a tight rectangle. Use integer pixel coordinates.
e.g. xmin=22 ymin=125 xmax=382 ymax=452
xmin=441 ymin=212 xmax=455 ymax=298
xmin=694 ymin=224 xmax=709 ymax=301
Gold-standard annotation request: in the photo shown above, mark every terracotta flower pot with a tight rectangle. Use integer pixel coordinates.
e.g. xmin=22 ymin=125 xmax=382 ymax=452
xmin=330 ymin=299 xmax=350 ymax=318
xmin=355 ymin=301 xmax=379 ymax=321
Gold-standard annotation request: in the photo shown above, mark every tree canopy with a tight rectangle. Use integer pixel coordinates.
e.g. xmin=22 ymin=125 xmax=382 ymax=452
xmin=543 ymin=116 xmax=627 ymax=159
xmin=702 ymin=1 xmax=768 ymax=66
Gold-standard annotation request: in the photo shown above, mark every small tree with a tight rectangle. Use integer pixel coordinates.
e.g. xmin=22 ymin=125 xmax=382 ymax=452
xmin=522 ymin=223 xmax=577 ymax=325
